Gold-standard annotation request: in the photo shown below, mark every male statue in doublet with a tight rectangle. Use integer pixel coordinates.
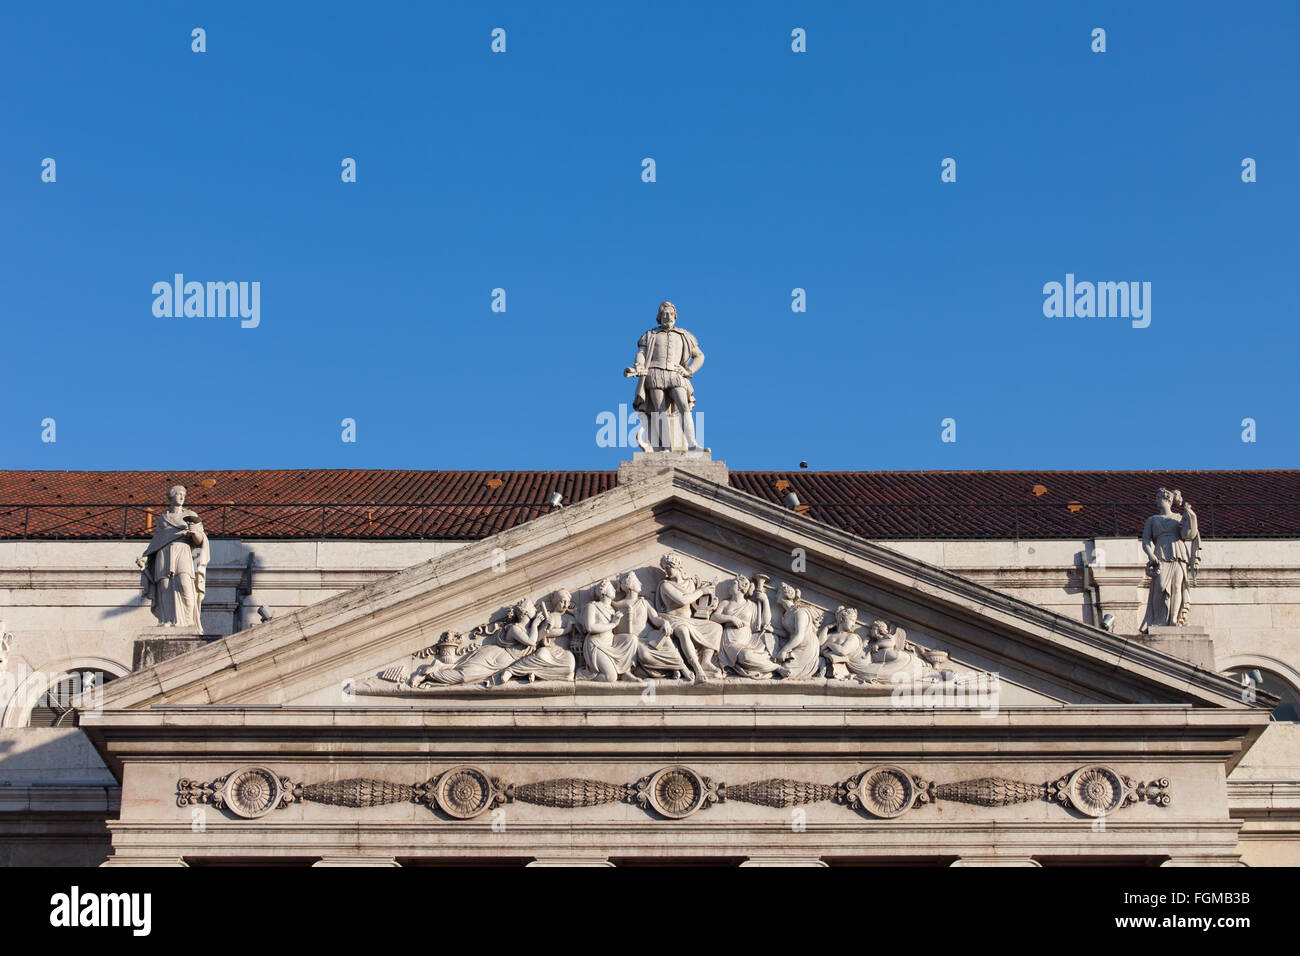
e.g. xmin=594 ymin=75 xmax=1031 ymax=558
xmin=623 ymin=301 xmax=705 ymax=452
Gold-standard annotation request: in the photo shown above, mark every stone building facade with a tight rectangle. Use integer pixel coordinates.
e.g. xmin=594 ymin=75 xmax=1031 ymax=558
xmin=1 ymin=464 xmax=1297 ymax=866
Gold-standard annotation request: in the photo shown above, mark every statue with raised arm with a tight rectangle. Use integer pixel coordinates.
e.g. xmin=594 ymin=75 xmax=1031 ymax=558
xmin=623 ymin=301 xmax=705 ymax=452
xmin=135 ymin=485 xmax=210 ymax=627
xmin=1140 ymin=487 xmax=1201 ymax=631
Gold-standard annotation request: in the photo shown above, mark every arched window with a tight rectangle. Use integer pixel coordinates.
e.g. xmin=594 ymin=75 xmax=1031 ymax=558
xmin=26 ymin=669 xmax=117 ymax=727
xmin=1226 ymin=667 xmax=1300 ymax=723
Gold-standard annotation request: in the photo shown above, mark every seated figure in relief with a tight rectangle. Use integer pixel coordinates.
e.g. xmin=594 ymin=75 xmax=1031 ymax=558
xmin=612 ymin=572 xmax=690 ymax=680
xmin=494 ymin=589 xmax=577 ymax=684
xmin=817 ymin=605 xmax=870 ymax=680
xmin=773 ymin=583 xmax=822 ymax=680
xmin=656 ymin=553 xmax=725 ymax=682
xmin=711 ymin=575 xmax=782 ymax=679
xmin=581 ymin=578 xmax=636 ymax=682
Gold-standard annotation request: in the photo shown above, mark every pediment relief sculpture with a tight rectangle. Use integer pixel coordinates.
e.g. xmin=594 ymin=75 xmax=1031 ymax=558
xmin=349 ymin=552 xmax=969 ymax=695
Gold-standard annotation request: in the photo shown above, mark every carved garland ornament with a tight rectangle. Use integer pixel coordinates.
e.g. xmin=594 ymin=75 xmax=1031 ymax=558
xmin=177 ymin=763 xmax=1170 ymax=822
xmin=432 ymin=766 xmax=508 ymax=819
xmin=636 ymin=767 xmax=719 ymax=818
xmin=177 ymin=766 xmax=296 ymax=819
xmin=842 ymin=766 xmax=918 ymax=819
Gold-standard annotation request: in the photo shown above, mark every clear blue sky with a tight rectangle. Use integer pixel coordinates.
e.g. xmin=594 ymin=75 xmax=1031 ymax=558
xmin=2 ymin=2 xmax=1296 ymax=472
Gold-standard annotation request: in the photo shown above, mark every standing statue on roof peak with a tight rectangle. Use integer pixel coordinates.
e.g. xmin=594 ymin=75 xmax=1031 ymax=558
xmin=623 ymin=301 xmax=706 ymax=453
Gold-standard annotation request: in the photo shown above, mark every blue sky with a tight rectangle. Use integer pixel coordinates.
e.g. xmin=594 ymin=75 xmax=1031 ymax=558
xmin=2 ymin=2 xmax=1296 ymax=472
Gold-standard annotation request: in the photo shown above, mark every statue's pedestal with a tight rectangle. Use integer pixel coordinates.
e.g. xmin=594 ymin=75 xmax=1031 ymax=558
xmin=618 ymin=449 xmax=728 ymax=485
xmin=1134 ymin=626 xmax=1215 ymax=670
xmin=131 ymin=627 xmax=219 ymax=671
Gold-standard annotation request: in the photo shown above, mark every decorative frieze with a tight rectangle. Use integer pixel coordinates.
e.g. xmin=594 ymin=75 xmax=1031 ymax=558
xmin=349 ymin=552 xmax=974 ymax=693
xmin=177 ymin=763 xmax=1171 ymax=822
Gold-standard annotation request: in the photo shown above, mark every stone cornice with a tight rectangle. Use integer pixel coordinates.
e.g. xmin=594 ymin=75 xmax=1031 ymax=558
xmin=0 ymin=783 xmax=121 ymax=812
xmin=82 ymin=703 xmax=1266 ymax=752
xmin=1227 ymin=780 xmax=1300 ymax=827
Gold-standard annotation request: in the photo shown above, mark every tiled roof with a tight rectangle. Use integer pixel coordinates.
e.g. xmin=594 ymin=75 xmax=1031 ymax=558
xmin=0 ymin=468 xmax=1295 ymax=541
xmin=0 ymin=470 xmax=614 ymax=541
xmin=731 ymin=470 xmax=1300 ymax=540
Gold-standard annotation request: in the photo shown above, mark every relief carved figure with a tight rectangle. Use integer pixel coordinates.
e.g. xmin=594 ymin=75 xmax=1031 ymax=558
xmin=495 ymin=590 xmax=577 ymax=684
xmin=657 ymin=552 xmax=725 ymax=682
xmin=818 ymin=605 xmax=867 ymax=680
xmin=712 ymin=575 xmax=782 ymax=679
xmin=414 ymin=600 xmax=538 ymax=686
xmin=773 ymin=583 xmax=821 ymax=679
xmin=135 ymin=485 xmax=210 ymax=627
xmin=749 ymin=572 xmax=777 ymax=656
xmin=612 ymin=572 xmax=691 ymax=679
xmin=356 ymin=552 xmax=971 ymax=693
xmin=580 ymin=578 xmax=629 ymax=681
xmin=623 ymin=301 xmax=705 ymax=452
xmin=854 ymin=620 xmax=925 ymax=683
xmin=1140 ymin=487 xmax=1202 ymax=631
xmin=586 ymin=575 xmax=692 ymax=681
xmin=0 ymin=625 xmax=12 ymax=677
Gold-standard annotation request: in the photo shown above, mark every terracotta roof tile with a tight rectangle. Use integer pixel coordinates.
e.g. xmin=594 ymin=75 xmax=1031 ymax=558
xmin=731 ymin=470 xmax=1300 ymax=539
xmin=0 ymin=469 xmax=1294 ymax=540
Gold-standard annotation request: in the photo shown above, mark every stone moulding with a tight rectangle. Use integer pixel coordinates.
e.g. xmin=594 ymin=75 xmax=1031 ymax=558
xmin=176 ymin=763 xmax=1172 ymax=822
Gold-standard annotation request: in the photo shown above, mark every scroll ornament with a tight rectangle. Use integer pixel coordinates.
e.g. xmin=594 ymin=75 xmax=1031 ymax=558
xmin=178 ymin=763 xmax=1170 ymax=822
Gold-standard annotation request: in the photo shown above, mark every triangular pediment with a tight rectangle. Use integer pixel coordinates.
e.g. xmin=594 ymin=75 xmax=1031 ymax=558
xmin=95 ymin=469 xmax=1250 ymax=712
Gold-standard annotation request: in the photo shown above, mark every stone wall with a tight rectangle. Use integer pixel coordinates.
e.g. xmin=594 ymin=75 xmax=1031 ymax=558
xmin=2 ymin=534 xmax=1297 ymax=864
